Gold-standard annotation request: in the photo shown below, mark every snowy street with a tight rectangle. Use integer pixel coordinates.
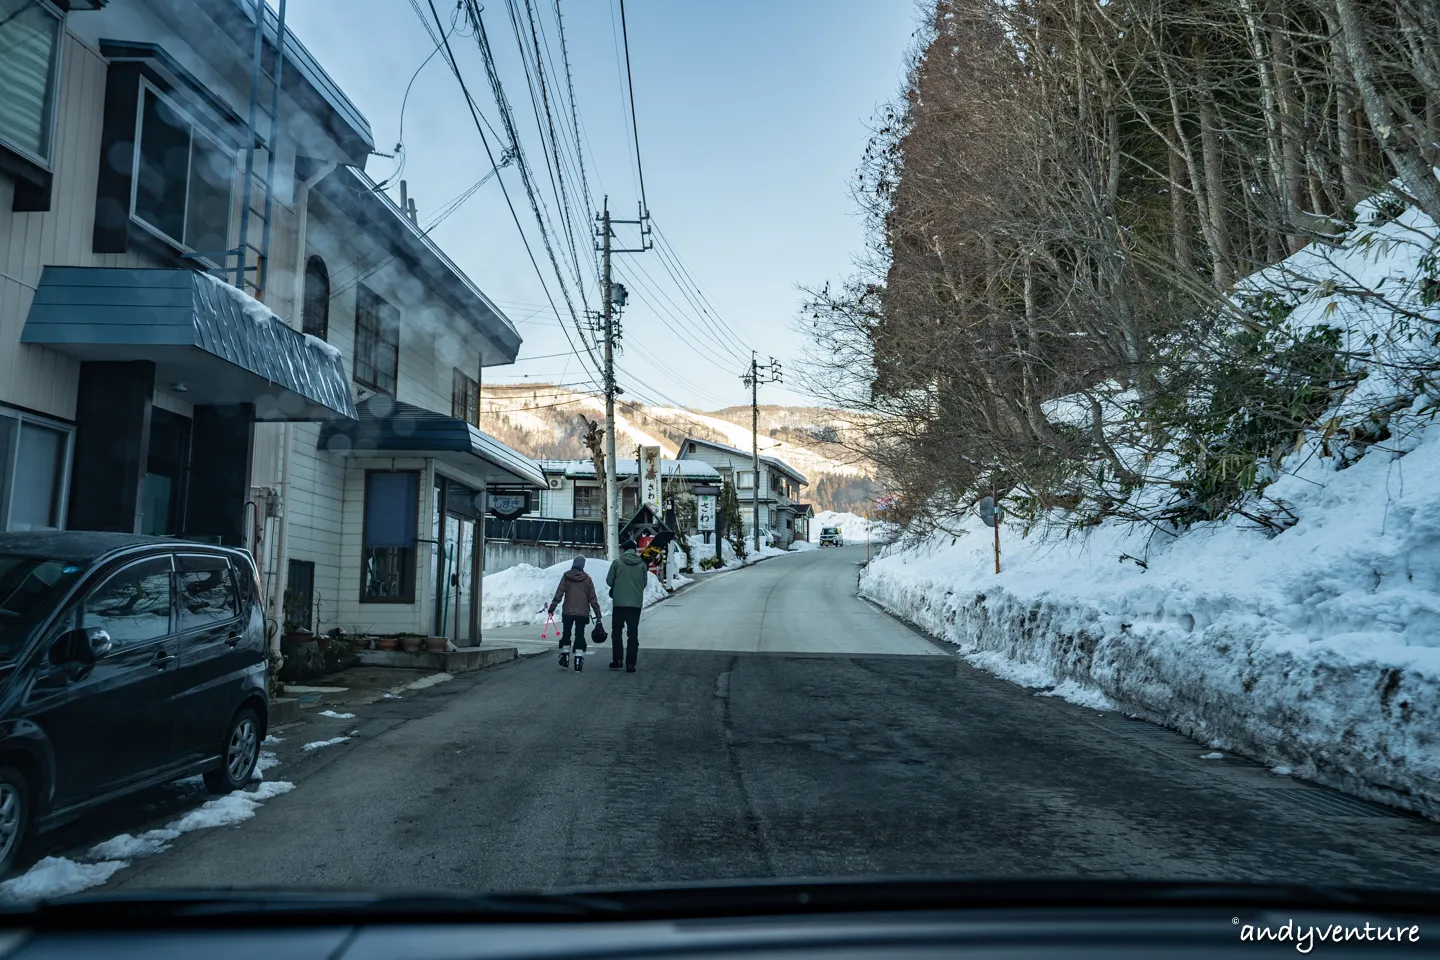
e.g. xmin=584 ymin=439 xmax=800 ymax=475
xmin=18 ymin=545 xmax=1440 ymax=895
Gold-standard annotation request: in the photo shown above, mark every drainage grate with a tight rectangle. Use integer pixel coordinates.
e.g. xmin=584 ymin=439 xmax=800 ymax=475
xmin=1269 ymin=788 xmax=1407 ymax=820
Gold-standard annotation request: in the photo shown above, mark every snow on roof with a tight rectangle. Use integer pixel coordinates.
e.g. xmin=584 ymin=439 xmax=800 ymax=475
xmin=676 ymin=436 xmax=809 ymax=485
xmin=537 ymin=459 xmax=721 ymax=480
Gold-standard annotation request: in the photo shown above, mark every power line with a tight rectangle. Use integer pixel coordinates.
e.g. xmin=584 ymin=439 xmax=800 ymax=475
xmin=617 ymin=0 xmax=648 ymax=216
xmin=427 ymin=0 xmax=601 ymax=390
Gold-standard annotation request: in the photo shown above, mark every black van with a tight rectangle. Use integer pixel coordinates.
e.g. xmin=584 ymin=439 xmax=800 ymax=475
xmin=0 ymin=532 xmax=269 ymax=875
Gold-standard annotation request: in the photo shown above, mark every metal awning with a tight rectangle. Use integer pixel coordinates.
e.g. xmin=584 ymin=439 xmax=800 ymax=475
xmin=317 ymin=397 xmax=546 ymax=488
xmin=22 ymin=267 xmax=356 ymax=421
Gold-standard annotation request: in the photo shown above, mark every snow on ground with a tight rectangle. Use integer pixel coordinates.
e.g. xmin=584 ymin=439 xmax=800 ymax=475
xmin=0 ymin=781 xmax=296 ymax=901
xmin=810 ymin=511 xmax=895 ymax=543
xmin=860 ymin=204 xmax=1440 ymax=818
xmin=686 ymin=534 xmax=790 ymax=571
xmin=790 ymin=540 xmax=818 ymax=552
xmin=0 ymin=858 xmax=127 ymax=901
xmin=302 ymin=736 xmax=352 ymax=751
xmin=318 ymin=710 xmax=355 ymax=719
xmin=482 ymin=557 xmax=668 ymax=627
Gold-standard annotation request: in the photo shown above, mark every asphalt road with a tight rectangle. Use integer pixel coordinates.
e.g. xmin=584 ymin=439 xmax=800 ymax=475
xmin=80 ymin=545 xmax=1440 ymax=894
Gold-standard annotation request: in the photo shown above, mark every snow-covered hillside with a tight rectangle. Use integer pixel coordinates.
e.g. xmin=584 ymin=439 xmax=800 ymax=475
xmin=861 ymin=202 xmax=1440 ymax=818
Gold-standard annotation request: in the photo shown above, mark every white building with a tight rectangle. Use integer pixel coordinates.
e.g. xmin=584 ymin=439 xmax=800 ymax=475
xmin=533 ymin=458 xmax=722 ymax=521
xmin=0 ymin=0 xmax=543 ymax=647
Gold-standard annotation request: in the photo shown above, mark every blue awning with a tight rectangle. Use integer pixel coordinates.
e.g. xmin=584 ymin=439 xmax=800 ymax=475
xmin=318 ymin=397 xmax=546 ymax=488
xmin=22 ymin=267 xmax=356 ymax=421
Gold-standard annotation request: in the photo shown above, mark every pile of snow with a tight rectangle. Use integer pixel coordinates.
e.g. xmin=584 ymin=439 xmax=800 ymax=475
xmin=0 ymin=781 xmax=296 ymax=901
xmin=809 ymin=511 xmax=895 ymax=543
xmin=482 ymin=557 xmax=668 ymax=628
xmin=790 ymin=540 xmax=818 ymax=552
xmin=861 ymin=203 xmax=1440 ymax=818
xmin=684 ymin=534 xmax=790 ymax=571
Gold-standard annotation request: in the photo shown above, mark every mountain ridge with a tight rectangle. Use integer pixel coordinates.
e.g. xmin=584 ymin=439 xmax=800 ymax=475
xmin=480 ymin=383 xmax=878 ymax=514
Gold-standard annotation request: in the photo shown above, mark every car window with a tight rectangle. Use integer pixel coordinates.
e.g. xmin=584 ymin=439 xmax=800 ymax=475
xmin=81 ymin=556 xmax=173 ymax=649
xmin=176 ymin=554 xmax=238 ymax=630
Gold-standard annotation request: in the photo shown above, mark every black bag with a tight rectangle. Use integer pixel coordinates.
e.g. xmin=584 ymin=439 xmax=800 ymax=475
xmin=591 ymin=620 xmax=607 ymax=644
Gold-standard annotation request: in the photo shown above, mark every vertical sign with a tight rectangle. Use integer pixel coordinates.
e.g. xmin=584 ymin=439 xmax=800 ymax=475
xmin=640 ymin=445 xmax=662 ymax=513
xmin=697 ymin=494 xmax=716 ymax=532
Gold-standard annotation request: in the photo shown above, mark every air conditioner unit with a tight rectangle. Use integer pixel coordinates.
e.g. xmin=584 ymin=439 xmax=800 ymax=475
xmin=549 ymin=478 xmax=564 ymax=490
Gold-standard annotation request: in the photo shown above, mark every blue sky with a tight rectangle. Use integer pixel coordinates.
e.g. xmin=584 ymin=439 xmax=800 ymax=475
xmin=278 ymin=0 xmax=918 ymax=409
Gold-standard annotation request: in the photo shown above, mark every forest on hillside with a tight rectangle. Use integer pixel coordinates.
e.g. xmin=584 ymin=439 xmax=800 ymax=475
xmin=803 ymin=0 xmax=1440 ymax=535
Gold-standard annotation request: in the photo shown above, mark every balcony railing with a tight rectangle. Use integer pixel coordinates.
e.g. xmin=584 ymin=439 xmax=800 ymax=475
xmin=484 ymin=516 xmax=606 ymax=547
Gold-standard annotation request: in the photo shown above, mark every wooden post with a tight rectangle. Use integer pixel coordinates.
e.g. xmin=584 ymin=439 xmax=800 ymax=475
xmin=993 ymin=506 xmax=1001 ymax=574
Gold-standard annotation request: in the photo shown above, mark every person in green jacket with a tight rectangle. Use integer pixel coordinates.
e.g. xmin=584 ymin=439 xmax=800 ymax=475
xmin=606 ymin=538 xmax=649 ymax=672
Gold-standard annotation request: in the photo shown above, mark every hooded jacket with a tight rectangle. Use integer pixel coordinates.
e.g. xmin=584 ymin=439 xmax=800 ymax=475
xmin=550 ymin=568 xmax=603 ymax=619
xmin=606 ymin=549 xmax=649 ymax=609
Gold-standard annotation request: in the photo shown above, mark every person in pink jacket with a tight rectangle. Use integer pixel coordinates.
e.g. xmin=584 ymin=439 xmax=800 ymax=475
xmin=547 ymin=556 xmax=604 ymax=672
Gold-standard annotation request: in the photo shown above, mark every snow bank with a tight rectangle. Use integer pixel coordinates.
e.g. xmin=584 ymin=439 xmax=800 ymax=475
xmin=685 ymin=534 xmax=790 ymax=571
xmin=482 ymin=557 xmax=668 ymax=627
xmin=810 ymin=510 xmax=896 ymax=543
xmin=790 ymin=540 xmax=818 ymax=552
xmin=861 ymin=206 xmax=1440 ymax=818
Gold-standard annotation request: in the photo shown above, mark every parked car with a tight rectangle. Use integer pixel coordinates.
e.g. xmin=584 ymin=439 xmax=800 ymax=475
xmin=819 ymin=526 xmax=844 ymax=547
xmin=0 ymin=532 xmax=269 ymax=876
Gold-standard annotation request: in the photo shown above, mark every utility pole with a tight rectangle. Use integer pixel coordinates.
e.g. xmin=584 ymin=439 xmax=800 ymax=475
xmin=595 ymin=197 xmax=650 ymax=559
xmin=741 ymin=352 xmax=782 ymax=553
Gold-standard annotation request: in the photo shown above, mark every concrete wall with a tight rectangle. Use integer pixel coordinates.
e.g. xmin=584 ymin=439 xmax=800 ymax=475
xmin=484 ymin=541 xmax=605 ymax=574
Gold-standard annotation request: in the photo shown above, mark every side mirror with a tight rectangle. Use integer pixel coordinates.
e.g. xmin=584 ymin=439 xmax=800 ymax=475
xmin=53 ymin=627 xmax=113 ymax=665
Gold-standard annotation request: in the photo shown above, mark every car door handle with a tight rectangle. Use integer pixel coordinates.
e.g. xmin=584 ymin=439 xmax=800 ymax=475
xmin=152 ymin=651 xmax=176 ymax=669
xmin=225 ymin=632 xmax=241 ymax=647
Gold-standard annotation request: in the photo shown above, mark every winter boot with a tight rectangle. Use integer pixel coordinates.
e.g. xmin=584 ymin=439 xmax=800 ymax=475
xmin=574 ymin=650 xmax=585 ymax=672
xmin=558 ymin=648 xmax=569 ymax=668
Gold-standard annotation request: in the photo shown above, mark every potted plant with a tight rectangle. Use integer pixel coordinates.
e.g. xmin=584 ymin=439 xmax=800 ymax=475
xmin=399 ymin=633 xmax=423 ymax=653
xmin=424 ymin=636 xmax=448 ymax=653
xmin=375 ymin=635 xmax=400 ymax=652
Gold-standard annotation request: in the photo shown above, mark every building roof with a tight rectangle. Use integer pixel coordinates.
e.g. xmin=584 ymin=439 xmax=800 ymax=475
xmin=319 ymin=398 xmax=545 ymax=487
xmin=312 ymin=166 xmax=522 ymax=364
xmin=538 ymin=459 xmax=722 ymax=481
xmin=676 ymin=437 xmax=809 ymax=485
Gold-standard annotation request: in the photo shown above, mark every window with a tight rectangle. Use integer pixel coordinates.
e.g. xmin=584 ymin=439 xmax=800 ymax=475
xmin=452 ymin=368 xmax=480 ymax=427
xmin=738 ymin=471 xmax=755 ymax=490
xmin=0 ymin=0 xmax=62 ymax=165
xmin=82 ymin=556 xmax=173 ymax=648
xmin=621 ymin=486 xmax=639 ymax=518
xmin=573 ymin=485 xmax=601 ymax=520
xmin=361 ymin=471 xmax=418 ymax=602
xmin=354 ymin=285 xmax=400 ymax=397
xmin=131 ymin=83 xmax=235 ymax=261
xmin=0 ymin=412 xmax=70 ymax=532
xmin=285 ymin=559 xmax=314 ymax=632
xmin=302 ymin=256 xmax=330 ymax=340
xmin=175 ymin=554 xmax=237 ymax=630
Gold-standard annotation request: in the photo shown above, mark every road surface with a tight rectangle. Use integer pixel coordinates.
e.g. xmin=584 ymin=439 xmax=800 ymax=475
xmin=51 ymin=545 xmax=1440 ymax=893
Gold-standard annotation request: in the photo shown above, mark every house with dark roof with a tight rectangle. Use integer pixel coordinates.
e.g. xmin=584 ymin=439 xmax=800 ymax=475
xmin=676 ymin=437 xmax=809 ymax=548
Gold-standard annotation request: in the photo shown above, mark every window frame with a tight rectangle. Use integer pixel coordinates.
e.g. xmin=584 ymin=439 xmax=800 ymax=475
xmin=0 ymin=0 xmax=65 ymax=170
xmin=79 ymin=553 xmax=176 ymax=651
xmin=359 ymin=469 xmax=419 ymax=604
xmin=737 ymin=471 xmax=756 ymax=490
xmin=173 ymin=552 xmax=240 ymax=632
xmin=0 ymin=407 xmax=73 ymax=533
xmin=302 ymin=255 xmax=330 ymax=341
xmin=452 ymin=368 xmax=480 ymax=427
xmin=573 ymin=484 xmax=601 ymax=520
xmin=126 ymin=77 xmax=238 ymax=267
xmin=354 ymin=284 xmax=400 ymax=398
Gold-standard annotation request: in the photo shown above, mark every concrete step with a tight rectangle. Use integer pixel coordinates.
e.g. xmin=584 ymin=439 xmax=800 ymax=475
xmin=355 ymin=645 xmax=517 ymax=673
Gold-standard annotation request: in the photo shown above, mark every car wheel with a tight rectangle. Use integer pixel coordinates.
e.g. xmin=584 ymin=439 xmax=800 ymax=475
xmin=204 ymin=706 xmax=261 ymax=794
xmin=0 ymin=767 xmax=32 ymax=878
